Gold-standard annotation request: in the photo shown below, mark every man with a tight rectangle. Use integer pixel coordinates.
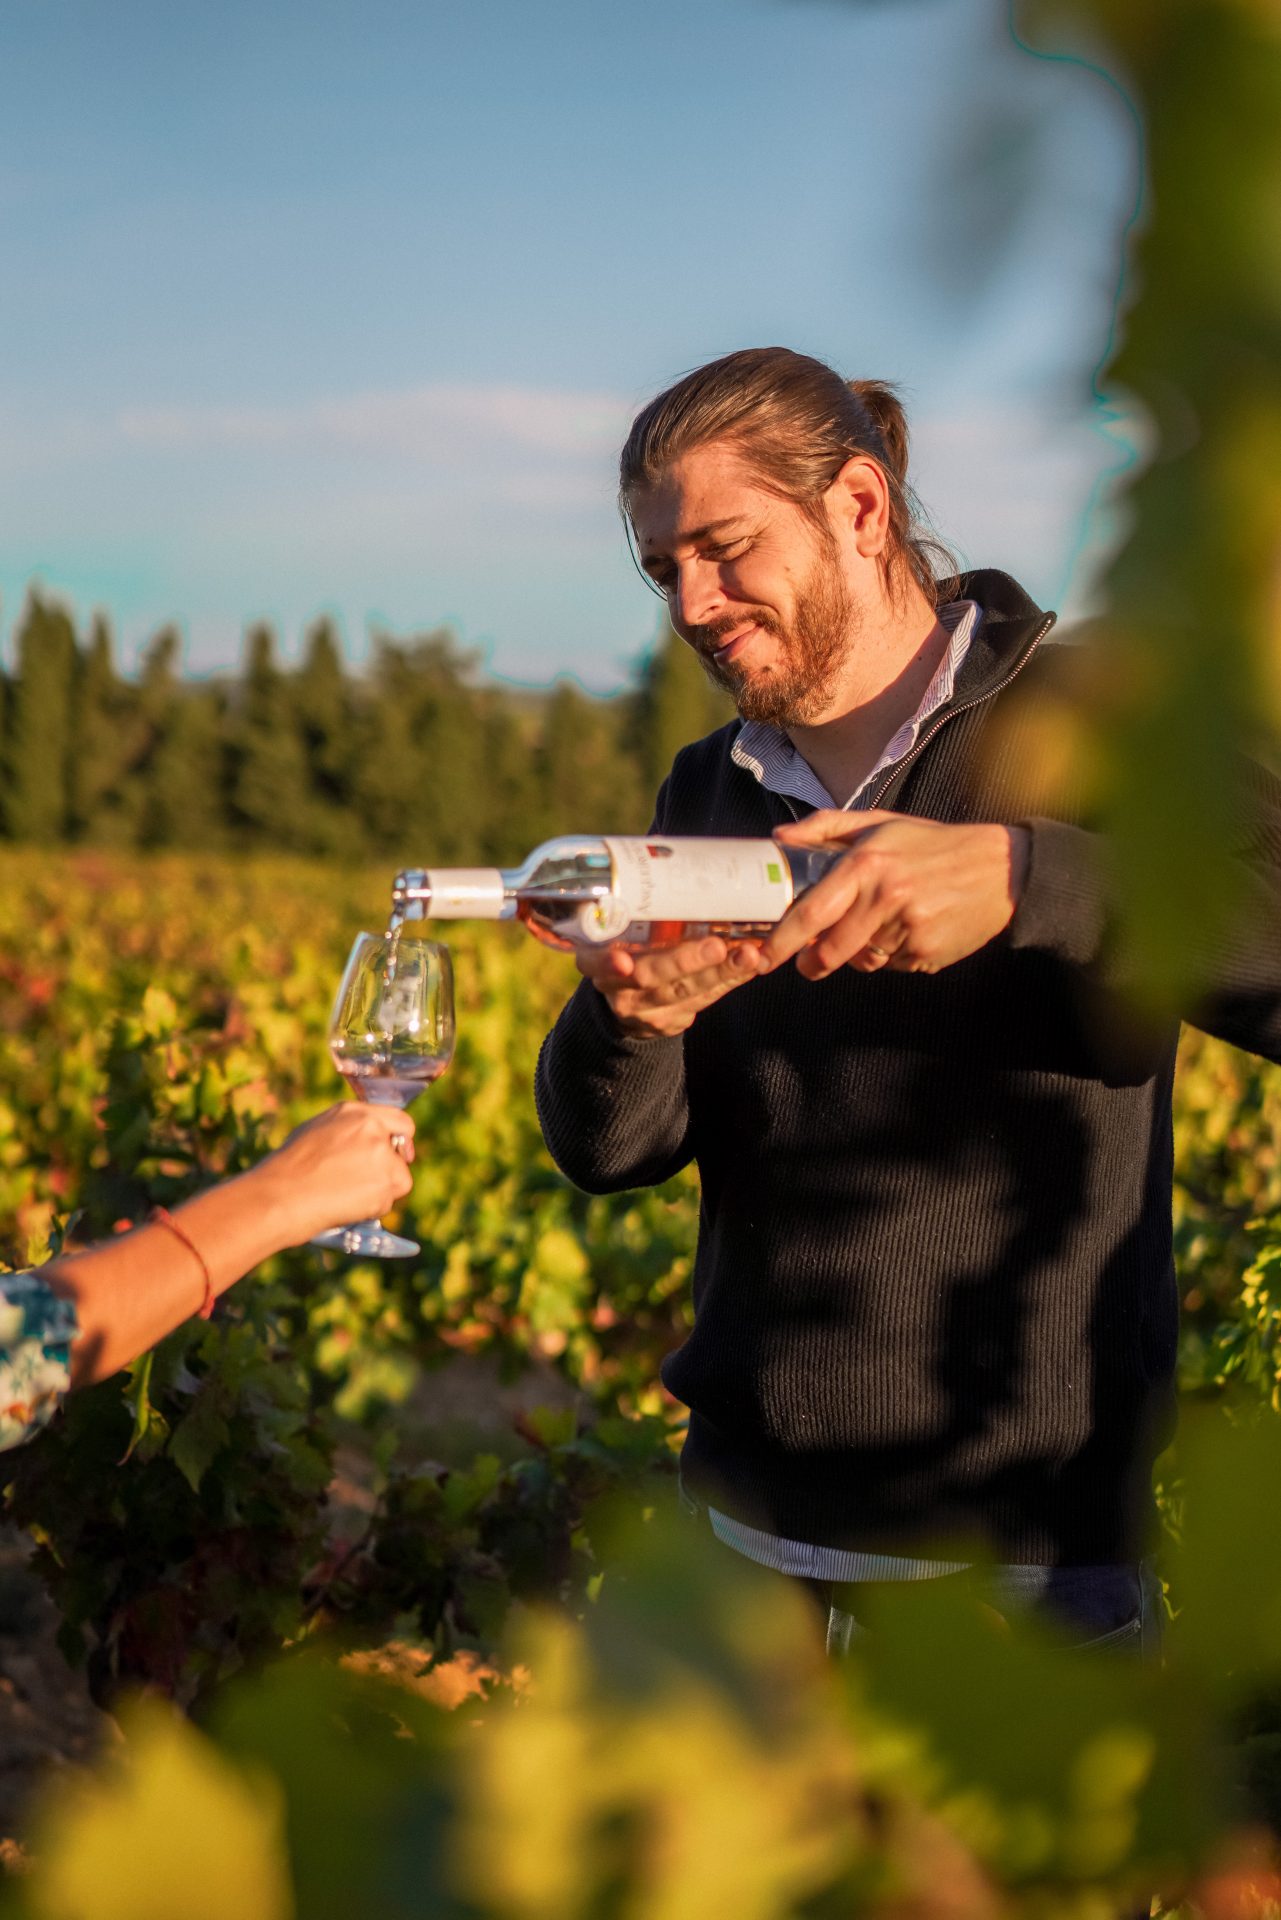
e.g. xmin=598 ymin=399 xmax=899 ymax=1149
xmin=535 ymin=347 xmax=1281 ymax=1650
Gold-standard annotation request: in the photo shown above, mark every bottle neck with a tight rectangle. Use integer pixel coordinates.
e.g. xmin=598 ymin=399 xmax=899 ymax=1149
xmin=780 ymin=844 xmax=845 ymax=893
xmin=390 ymin=867 xmax=511 ymax=921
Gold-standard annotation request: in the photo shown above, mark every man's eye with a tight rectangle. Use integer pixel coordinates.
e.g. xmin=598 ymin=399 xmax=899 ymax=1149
xmin=706 ymin=542 xmax=746 ymax=561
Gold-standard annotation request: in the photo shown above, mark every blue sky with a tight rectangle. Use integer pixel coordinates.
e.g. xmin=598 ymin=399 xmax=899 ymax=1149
xmin=0 ymin=0 xmax=1139 ymax=687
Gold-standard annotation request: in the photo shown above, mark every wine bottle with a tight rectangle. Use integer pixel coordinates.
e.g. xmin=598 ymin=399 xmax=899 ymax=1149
xmin=389 ymin=834 xmax=842 ymax=953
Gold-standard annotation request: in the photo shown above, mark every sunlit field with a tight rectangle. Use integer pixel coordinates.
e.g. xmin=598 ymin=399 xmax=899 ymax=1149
xmin=3 ymin=849 xmax=1281 ymax=1914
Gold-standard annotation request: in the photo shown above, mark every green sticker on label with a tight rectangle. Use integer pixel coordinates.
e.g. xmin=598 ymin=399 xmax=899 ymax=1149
xmin=766 ymin=862 xmax=782 ymax=884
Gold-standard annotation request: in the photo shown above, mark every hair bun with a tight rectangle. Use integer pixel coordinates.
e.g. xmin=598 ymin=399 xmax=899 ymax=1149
xmin=846 ymin=379 xmax=909 ymax=485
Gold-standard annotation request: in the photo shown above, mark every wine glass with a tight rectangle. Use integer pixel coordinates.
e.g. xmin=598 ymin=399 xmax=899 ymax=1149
xmin=311 ymin=931 xmax=455 ymax=1258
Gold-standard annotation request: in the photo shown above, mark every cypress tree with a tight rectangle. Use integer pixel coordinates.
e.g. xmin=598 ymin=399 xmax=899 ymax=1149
xmin=69 ymin=613 xmax=140 ymax=843
xmin=138 ymin=624 xmax=181 ymax=721
xmin=144 ymin=687 xmax=227 ymax=848
xmin=404 ymin=629 xmax=488 ymax=861
xmin=349 ymin=637 xmax=420 ymax=857
xmin=295 ymin=617 xmax=363 ymax=856
xmin=353 ymin=627 xmax=488 ymax=862
xmin=228 ymin=623 xmax=312 ymax=850
xmin=529 ymin=678 xmax=644 ymax=844
xmin=132 ymin=626 xmax=184 ymax=845
xmin=296 ymin=617 xmax=351 ymax=803
xmin=632 ymin=619 xmax=734 ymax=796
xmin=0 ymin=593 xmax=738 ymax=854
xmin=476 ymin=691 xmax=544 ymax=861
xmin=4 ymin=591 xmax=77 ymax=842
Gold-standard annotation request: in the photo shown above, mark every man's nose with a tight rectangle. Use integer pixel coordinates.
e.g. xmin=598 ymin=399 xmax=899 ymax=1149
xmin=672 ymin=559 xmax=723 ymax=633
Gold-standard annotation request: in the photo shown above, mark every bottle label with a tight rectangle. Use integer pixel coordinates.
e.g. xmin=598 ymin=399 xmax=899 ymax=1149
xmin=601 ymin=837 xmax=794 ymax=924
xmin=424 ymin=869 xmax=507 ymax=918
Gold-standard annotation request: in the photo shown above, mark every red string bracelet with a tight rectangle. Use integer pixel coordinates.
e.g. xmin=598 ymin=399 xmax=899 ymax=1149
xmin=148 ymin=1206 xmax=216 ymax=1321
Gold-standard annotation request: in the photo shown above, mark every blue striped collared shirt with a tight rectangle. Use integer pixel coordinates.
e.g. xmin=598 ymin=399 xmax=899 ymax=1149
xmin=729 ymin=597 xmax=980 ymax=814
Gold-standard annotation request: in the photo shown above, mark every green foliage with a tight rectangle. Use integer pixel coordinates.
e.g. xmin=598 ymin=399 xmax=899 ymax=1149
xmin=0 ymin=843 xmax=1279 ymax=1910
xmin=630 ymin=620 xmax=735 ymax=797
xmin=25 ymin=1696 xmax=296 ymax=1920
xmin=230 ymin=625 xmax=315 ymax=849
xmin=142 ymin=686 xmax=227 ymax=850
xmin=68 ymin=616 xmax=138 ymax=845
xmin=0 ymin=604 xmax=713 ymax=863
xmin=3 ymin=594 xmax=77 ymax=844
xmin=0 ymin=849 xmax=691 ymax=1707
xmin=0 ymin=544 xmax=897 ymax=878
xmin=1011 ymin=0 xmax=1281 ymax=1008
xmin=19 ymin=1488 xmax=1281 ymax=1920
xmin=525 ymin=678 xmax=645 ymax=848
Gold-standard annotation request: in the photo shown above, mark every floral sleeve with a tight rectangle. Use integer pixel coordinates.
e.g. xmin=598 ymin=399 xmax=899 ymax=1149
xmin=0 ymin=1272 xmax=78 ymax=1453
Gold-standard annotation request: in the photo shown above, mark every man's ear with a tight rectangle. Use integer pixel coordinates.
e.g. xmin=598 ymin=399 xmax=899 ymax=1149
xmin=826 ymin=456 xmax=891 ymax=558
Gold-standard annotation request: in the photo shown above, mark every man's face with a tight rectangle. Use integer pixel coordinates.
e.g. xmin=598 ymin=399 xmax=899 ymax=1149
xmin=631 ymin=440 xmax=858 ymax=728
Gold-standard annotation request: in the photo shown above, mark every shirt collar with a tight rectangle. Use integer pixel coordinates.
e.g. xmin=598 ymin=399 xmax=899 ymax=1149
xmin=730 ymin=598 xmax=981 ymax=812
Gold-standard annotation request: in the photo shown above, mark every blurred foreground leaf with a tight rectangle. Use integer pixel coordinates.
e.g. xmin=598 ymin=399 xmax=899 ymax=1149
xmin=854 ymin=1575 xmax=1215 ymax=1897
xmin=27 ymin=1700 xmax=293 ymax=1920
xmin=211 ymin=1657 xmax=471 ymax=1920
xmin=1016 ymin=0 xmax=1281 ymax=1006
xmin=456 ymin=1505 xmax=863 ymax=1920
xmin=1171 ymin=1405 xmax=1281 ymax=1695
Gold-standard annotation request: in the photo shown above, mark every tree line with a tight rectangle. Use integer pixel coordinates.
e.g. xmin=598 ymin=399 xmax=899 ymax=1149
xmin=0 ymin=592 xmax=733 ymax=863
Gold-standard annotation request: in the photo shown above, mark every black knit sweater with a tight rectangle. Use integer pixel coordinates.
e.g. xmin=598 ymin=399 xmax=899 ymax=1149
xmin=535 ymin=571 xmax=1281 ymax=1564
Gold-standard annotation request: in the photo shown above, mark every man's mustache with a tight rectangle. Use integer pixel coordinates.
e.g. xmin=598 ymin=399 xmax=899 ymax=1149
xmin=692 ymin=611 xmax=782 ymax=657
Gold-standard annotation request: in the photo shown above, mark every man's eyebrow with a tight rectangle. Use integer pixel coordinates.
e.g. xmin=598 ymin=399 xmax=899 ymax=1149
xmin=641 ymin=517 xmax=748 ymax=562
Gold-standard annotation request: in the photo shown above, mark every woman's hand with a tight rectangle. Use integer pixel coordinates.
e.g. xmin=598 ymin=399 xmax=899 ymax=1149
xmin=248 ymin=1103 xmax=417 ymax=1248
xmin=45 ymin=1104 xmax=419 ymax=1392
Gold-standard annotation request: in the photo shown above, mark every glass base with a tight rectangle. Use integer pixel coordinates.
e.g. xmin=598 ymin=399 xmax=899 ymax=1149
xmin=310 ymin=1218 xmax=419 ymax=1259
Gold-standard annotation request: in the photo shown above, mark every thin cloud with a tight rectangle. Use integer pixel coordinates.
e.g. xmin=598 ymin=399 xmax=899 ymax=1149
xmin=117 ymin=383 xmax=634 ymax=461
xmin=909 ymin=397 xmax=1142 ymax=614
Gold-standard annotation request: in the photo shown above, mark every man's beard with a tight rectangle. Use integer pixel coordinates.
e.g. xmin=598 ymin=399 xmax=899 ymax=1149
xmin=693 ymin=540 xmax=858 ymax=729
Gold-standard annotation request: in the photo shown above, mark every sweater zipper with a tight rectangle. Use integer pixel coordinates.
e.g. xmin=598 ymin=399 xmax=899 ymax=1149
xmin=858 ymin=613 xmax=1057 ymax=814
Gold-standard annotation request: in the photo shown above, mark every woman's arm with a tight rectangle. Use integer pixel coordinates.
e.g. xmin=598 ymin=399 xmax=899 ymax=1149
xmin=45 ymin=1101 xmax=416 ymax=1389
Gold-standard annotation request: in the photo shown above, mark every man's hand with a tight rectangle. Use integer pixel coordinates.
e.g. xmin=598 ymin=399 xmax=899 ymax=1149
xmin=578 ymin=935 xmax=763 ymax=1038
xmin=760 ymin=810 xmax=1031 ymax=981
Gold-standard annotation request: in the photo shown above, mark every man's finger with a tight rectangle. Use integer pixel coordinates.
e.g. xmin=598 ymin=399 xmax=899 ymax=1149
xmin=627 ymin=935 xmax=729 ymax=990
xmin=758 ymin=855 xmax=872 ymax=968
xmin=845 ymin=921 xmax=905 ymax=973
xmin=604 ymin=943 xmax=762 ymax=1033
xmin=793 ymin=896 xmax=896 ymax=978
xmin=772 ymin=808 xmax=897 ymax=849
xmin=576 ymin=945 xmax=636 ymax=986
xmin=887 ymin=950 xmax=937 ymax=975
xmin=638 ymin=945 xmax=761 ymax=1005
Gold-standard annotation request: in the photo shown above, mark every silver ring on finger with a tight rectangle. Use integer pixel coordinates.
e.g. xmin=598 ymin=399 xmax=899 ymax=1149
xmin=390 ymin=1133 xmax=408 ymax=1158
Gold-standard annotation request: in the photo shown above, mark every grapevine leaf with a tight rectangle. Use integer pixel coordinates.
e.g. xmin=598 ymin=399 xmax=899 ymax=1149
xmin=442 ymin=1453 xmax=502 ymax=1524
xmin=518 ymin=1406 xmax=578 ymax=1451
xmin=119 ymin=1349 xmax=156 ymax=1465
xmin=168 ymin=1388 xmax=232 ymax=1493
xmin=139 ymin=984 xmax=180 ymax=1037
